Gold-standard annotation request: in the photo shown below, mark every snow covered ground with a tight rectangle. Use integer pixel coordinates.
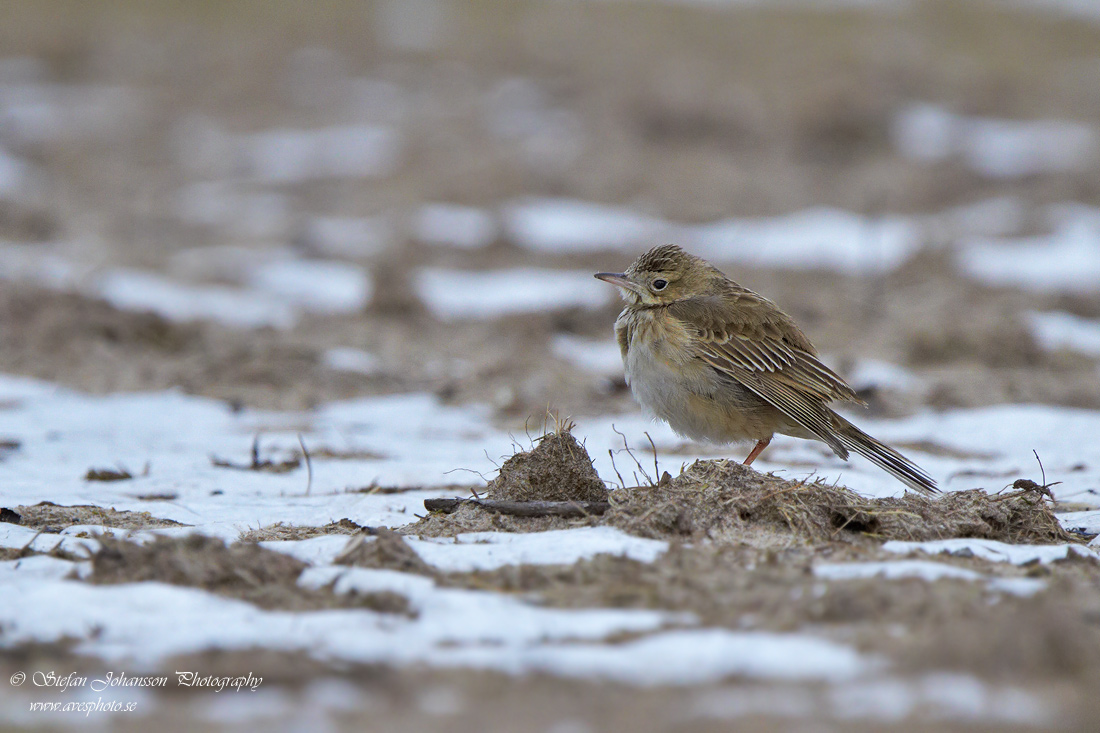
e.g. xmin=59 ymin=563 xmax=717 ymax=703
xmin=1 ymin=372 xmax=1096 ymax=674
xmin=2 ymin=372 xmax=1094 ymax=726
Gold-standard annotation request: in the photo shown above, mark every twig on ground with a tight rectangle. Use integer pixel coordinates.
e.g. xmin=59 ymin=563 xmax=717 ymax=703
xmin=1010 ymin=450 xmax=1061 ymax=502
xmin=211 ymin=434 xmax=300 ymax=474
xmin=644 ymin=431 xmax=661 ymax=483
xmin=608 ymin=449 xmax=627 ymax=489
xmin=424 ymin=498 xmax=611 ymax=518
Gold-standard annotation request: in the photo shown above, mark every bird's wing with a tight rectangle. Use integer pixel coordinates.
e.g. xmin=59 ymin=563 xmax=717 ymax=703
xmin=668 ymin=291 xmax=864 ymax=452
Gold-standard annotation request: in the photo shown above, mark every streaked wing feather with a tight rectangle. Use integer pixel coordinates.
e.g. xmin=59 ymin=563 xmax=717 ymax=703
xmin=696 ymin=349 xmax=848 ymax=457
xmin=669 ymin=294 xmax=862 ymax=405
xmin=669 ymin=292 xmax=863 ymax=454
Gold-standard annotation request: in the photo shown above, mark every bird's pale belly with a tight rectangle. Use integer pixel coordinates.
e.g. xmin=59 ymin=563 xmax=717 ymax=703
xmin=623 ymin=337 xmax=780 ymax=445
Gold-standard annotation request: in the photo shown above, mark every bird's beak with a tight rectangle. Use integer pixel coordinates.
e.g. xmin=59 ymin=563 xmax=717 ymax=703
xmin=594 ymin=272 xmax=639 ymax=294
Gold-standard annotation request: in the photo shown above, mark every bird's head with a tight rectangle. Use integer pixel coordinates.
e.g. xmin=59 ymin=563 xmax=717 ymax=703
xmin=595 ymin=244 xmax=715 ymax=306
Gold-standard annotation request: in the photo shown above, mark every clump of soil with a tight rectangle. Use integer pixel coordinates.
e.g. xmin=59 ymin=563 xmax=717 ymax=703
xmin=239 ymin=518 xmax=363 ymax=542
xmin=16 ymin=501 xmax=185 ymax=532
xmin=606 ymin=459 xmax=1077 ymax=544
xmin=834 ymin=487 xmax=1075 ymax=544
xmin=89 ymin=535 xmax=412 ymax=615
xmin=486 ymin=428 xmax=608 ymax=503
xmin=404 ymin=426 xmax=609 ymax=538
xmin=84 ymin=467 xmax=135 ymax=482
xmin=411 ymin=435 xmax=1076 ymax=546
xmin=90 ymin=535 xmax=306 ymax=603
xmin=335 ymin=529 xmax=435 ymax=576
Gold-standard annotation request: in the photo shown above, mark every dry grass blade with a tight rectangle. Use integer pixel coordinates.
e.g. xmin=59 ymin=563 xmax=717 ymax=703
xmin=211 ymin=435 xmax=300 ymax=474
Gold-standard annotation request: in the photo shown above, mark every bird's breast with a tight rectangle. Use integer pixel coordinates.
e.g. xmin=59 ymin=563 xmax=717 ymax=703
xmin=615 ymin=308 xmax=779 ymax=444
xmin=618 ymin=311 xmax=716 ymax=405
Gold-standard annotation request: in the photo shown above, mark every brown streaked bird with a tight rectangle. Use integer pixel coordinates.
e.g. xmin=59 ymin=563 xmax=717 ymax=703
xmin=595 ymin=244 xmax=937 ymax=494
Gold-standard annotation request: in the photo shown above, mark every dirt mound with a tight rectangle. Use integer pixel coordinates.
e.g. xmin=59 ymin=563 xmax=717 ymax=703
xmin=89 ymin=535 xmax=412 ymax=614
xmin=832 ymin=487 xmax=1074 ymax=544
xmin=605 ymin=459 xmax=1076 ymax=545
xmin=238 ymin=518 xmax=363 ymax=542
xmin=335 ymin=529 xmax=435 ymax=576
xmin=486 ymin=428 xmax=608 ymax=503
xmin=414 ymin=430 xmax=1076 ymax=546
xmin=91 ymin=535 xmax=308 ymax=604
xmin=16 ymin=502 xmax=186 ymax=532
xmin=404 ymin=426 xmax=609 ymax=538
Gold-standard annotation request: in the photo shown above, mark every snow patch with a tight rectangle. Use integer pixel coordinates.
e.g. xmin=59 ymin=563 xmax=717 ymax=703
xmin=504 ymin=198 xmax=921 ymax=275
xmin=0 ymin=555 xmax=89 ymax=583
xmin=261 ymin=528 xmax=664 ymax=572
xmin=551 ymin=334 xmax=624 ymax=375
xmin=845 ymin=359 xmax=924 ymax=393
xmin=245 ymin=259 xmax=372 ymax=315
xmin=323 ymin=347 xmax=381 ymax=375
xmin=0 ymin=146 xmax=30 ymax=199
xmin=0 ymin=243 xmax=82 ymax=289
xmin=882 ymin=538 xmax=1097 ymax=565
xmin=1058 ymin=510 xmax=1100 ymax=537
xmin=408 ymin=527 xmax=667 ymax=572
xmin=893 ymin=103 xmax=1097 ymax=178
xmin=692 ymin=208 xmax=920 ymax=276
xmin=175 ymin=182 xmax=290 ymax=239
xmin=94 ymin=258 xmax=371 ymax=329
xmin=301 ymin=215 xmax=394 ymax=258
xmin=415 ymin=204 xmax=498 ymax=249
xmin=504 ymin=198 xmax=680 ymax=254
xmin=244 ymin=125 xmax=402 ymax=183
xmin=958 ymin=206 xmax=1100 ymax=293
xmin=693 ymin=674 xmax=1048 ymax=726
xmin=1027 ymin=310 xmax=1100 ymax=356
xmin=0 ymin=522 xmax=99 ymax=558
xmin=0 ymin=83 xmax=143 ymax=146
xmin=97 ymin=269 xmax=298 ymax=329
xmin=414 ymin=268 xmax=612 ymax=319
xmin=0 ymin=572 xmax=700 ymax=681
xmin=814 ymin=560 xmax=1046 ymax=596
xmin=529 ymin=629 xmax=871 ymax=685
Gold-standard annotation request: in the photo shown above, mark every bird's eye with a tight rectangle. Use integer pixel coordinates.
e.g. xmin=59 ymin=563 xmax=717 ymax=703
xmin=652 ymin=279 xmax=668 ymax=291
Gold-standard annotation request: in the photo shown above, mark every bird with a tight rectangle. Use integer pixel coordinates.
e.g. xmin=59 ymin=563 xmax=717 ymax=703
xmin=595 ymin=244 xmax=937 ymax=494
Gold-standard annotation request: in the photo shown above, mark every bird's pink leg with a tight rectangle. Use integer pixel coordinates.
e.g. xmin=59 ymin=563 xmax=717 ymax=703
xmin=743 ymin=437 xmax=772 ymax=466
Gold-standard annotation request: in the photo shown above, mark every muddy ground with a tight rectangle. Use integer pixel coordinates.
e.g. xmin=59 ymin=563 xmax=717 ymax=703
xmin=3 ymin=0 xmax=1100 ymax=731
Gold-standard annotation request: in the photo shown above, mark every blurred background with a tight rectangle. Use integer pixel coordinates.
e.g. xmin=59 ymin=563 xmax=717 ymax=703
xmin=4 ymin=3 xmax=1100 ymax=730
xmin=2 ymin=0 xmax=1100 ymax=425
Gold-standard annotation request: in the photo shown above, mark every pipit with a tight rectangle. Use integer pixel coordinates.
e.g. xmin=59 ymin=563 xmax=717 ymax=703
xmin=595 ymin=244 xmax=937 ymax=494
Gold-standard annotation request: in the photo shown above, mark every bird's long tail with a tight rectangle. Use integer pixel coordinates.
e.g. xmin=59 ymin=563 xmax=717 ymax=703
xmin=831 ymin=414 xmax=938 ymax=494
